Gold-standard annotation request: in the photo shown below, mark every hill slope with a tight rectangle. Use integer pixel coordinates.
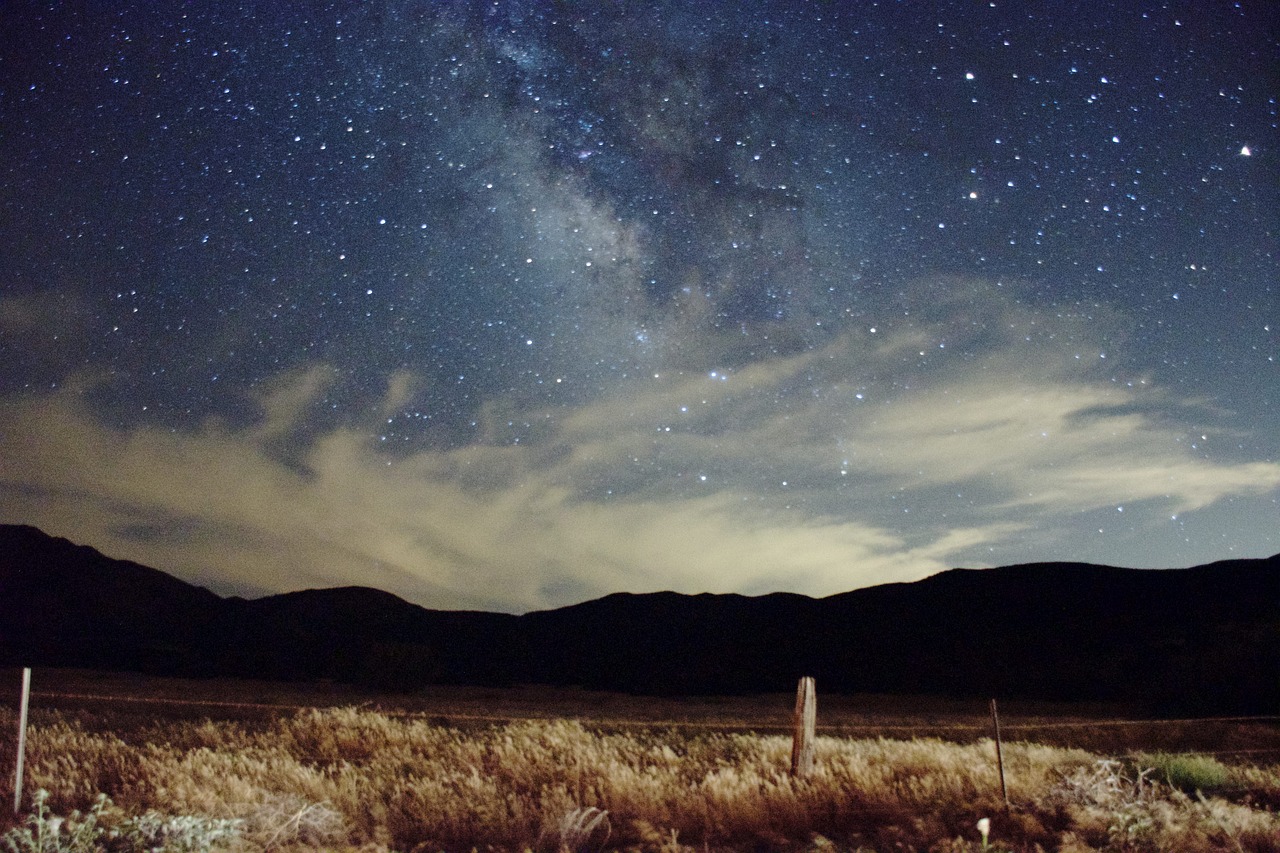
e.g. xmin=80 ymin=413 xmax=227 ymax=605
xmin=2 ymin=524 xmax=1276 ymax=711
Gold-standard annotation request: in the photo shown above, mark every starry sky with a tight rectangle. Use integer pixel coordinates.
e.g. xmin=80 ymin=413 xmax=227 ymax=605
xmin=1 ymin=1 xmax=1276 ymax=613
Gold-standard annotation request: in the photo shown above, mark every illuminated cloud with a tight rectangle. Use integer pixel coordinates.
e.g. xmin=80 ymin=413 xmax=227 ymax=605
xmin=3 ymin=280 xmax=1276 ymax=612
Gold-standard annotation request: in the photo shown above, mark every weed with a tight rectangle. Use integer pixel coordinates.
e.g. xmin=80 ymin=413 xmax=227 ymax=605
xmin=1136 ymin=751 xmax=1233 ymax=795
xmin=2 ymin=790 xmax=109 ymax=853
xmin=1 ymin=789 xmax=242 ymax=853
xmin=555 ymin=806 xmax=609 ymax=852
xmin=240 ymin=793 xmax=345 ymax=850
xmin=1047 ymin=758 xmax=1160 ymax=811
xmin=1043 ymin=758 xmax=1280 ymax=853
xmin=110 ymin=810 xmax=244 ymax=853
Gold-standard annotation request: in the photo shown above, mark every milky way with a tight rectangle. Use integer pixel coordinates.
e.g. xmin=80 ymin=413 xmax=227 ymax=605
xmin=1 ymin=2 xmax=1276 ymax=611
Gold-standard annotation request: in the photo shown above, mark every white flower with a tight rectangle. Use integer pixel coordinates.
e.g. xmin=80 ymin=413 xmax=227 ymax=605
xmin=977 ymin=817 xmax=991 ymax=841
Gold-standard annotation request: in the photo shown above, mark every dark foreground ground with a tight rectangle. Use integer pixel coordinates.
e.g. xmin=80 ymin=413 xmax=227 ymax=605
xmin=4 ymin=667 xmax=1278 ymax=760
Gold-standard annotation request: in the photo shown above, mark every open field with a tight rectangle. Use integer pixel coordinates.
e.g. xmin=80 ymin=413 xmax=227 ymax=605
xmin=2 ymin=669 xmax=1279 ymax=852
xmin=7 ymin=668 xmax=1280 ymax=758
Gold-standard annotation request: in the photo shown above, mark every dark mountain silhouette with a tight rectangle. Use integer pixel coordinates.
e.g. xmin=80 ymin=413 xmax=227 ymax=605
xmin=0 ymin=523 xmax=224 ymax=673
xmin=2 ymin=524 xmax=1276 ymax=712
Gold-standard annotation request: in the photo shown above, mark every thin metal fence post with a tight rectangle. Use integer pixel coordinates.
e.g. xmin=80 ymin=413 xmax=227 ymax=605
xmin=990 ymin=697 xmax=1009 ymax=808
xmin=14 ymin=667 xmax=31 ymax=815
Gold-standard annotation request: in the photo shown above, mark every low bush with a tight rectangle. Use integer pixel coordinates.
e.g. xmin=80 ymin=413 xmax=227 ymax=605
xmin=1134 ymin=751 xmax=1233 ymax=795
xmin=1 ymin=789 xmax=242 ymax=853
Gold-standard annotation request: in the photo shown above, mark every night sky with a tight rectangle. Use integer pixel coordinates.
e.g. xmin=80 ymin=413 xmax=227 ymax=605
xmin=2 ymin=2 xmax=1276 ymax=613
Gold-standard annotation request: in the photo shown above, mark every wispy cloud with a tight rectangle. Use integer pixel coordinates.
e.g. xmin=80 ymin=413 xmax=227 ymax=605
xmin=2 ymin=281 xmax=1277 ymax=611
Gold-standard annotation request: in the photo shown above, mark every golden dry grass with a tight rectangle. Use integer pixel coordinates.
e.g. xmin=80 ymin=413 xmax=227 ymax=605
xmin=3 ymin=704 xmax=1278 ymax=852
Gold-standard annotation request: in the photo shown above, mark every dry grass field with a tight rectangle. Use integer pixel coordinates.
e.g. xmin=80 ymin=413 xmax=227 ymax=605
xmin=2 ymin=669 xmax=1278 ymax=852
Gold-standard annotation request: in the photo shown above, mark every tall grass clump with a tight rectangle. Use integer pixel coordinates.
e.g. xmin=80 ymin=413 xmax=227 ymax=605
xmin=8 ymin=706 xmax=1279 ymax=852
xmin=1134 ymin=751 xmax=1234 ymax=794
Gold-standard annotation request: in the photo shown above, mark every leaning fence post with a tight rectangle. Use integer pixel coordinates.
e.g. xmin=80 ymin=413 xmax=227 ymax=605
xmin=14 ymin=667 xmax=31 ymax=815
xmin=790 ymin=676 xmax=816 ymax=777
xmin=990 ymin=697 xmax=1009 ymax=808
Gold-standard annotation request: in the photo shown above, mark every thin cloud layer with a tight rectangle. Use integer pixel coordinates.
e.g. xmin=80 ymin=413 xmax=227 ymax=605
xmin=3 ymin=282 xmax=1276 ymax=612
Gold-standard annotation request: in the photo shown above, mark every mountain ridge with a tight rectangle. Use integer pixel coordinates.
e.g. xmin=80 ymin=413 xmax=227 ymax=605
xmin=2 ymin=524 xmax=1276 ymax=711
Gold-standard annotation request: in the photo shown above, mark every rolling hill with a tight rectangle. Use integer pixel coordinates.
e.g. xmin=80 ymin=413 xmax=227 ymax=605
xmin=2 ymin=524 xmax=1276 ymax=712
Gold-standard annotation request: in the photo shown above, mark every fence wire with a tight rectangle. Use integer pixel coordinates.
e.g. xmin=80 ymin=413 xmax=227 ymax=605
xmin=23 ymin=688 xmax=1280 ymax=733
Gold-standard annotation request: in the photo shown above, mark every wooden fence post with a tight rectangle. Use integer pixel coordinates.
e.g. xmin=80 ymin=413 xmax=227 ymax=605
xmin=14 ymin=668 xmax=30 ymax=815
xmin=989 ymin=697 xmax=1009 ymax=808
xmin=790 ymin=676 xmax=816 ymax=777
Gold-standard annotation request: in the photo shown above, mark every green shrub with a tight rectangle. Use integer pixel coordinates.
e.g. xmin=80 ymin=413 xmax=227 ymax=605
xmin=2 ymin=789 xmax=110 ymax=853
xmin=1 ymin=789 xmax=242 ymax=853
xmin=1136 ymin=752 xmax=1233 ymax=795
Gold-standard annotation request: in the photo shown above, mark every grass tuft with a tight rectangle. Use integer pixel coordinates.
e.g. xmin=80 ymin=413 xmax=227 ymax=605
xmin=1135 ymin=751 xmax=1234 ymax=794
